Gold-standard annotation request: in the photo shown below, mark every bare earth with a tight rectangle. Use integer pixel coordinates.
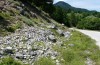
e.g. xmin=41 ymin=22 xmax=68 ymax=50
xmin=76 ymin=29 xmax=100 ymax=47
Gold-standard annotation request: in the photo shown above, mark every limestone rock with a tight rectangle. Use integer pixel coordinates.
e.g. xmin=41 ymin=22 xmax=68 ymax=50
xmin=48 ymin=35 xmax=56 ymax=42
xmin=15 ymin=52 xmax=24 ymax=59
xmin=63 ymin=31 xmax=70 ymax=38
xmin=56 ymin=29 xmax=63 ymax=36
xmin=68 ymin=44 xmax=74 ymax=47
xmin=47 ymin=24 xmax=56 ymax=29
xmin=3 ymin=46 xmax=14 ymax=54
xmin=29 ymin=51 xmax=37 ymax=56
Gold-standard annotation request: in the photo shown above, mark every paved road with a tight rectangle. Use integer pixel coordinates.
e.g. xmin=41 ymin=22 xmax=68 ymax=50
xmin=76 ymin=29 xmax=100 ymax=47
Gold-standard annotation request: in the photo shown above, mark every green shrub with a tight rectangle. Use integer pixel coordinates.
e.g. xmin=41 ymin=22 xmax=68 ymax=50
xmin=0 ymin=57 xmax=27 ymax=65
xmin=6 ymin=22 xmax=22 ymax=32
xmin=77 ymin=16 xmax=100 ymax=30
xmin=0 ymin=28 xmax=8 ymax=36
xmin=0 ymin=12 xmax=11 ymax=20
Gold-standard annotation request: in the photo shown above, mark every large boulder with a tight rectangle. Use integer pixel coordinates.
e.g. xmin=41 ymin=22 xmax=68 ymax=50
xmin=63 ymin=31 xmax=71 ymax=38
xmin=29 ymin=51 xmax=37 ymax=56
xmin=15 ymin=52 xmax=24 ymax=59
xmin=48 ymin=35 xmax=56 ymax=42
xmin=47 ymin=24 xmax=56 ymax=29
xmin=56 ymin=29 xmax=64 ymax=36
xmin=3 ymin=46 xmax=14 ymax=54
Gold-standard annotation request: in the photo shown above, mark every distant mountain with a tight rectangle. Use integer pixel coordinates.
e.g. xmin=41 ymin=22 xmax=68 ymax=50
xmin=54 ymin=1 xmax=89 ymax=12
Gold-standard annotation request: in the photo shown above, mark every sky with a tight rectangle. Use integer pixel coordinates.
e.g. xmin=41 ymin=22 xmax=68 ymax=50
xmin=54 ymin=0 xmax=100 ymax=11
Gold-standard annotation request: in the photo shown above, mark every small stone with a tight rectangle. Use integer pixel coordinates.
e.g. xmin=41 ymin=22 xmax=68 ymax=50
xmin=27 ymin=45 xmax=32 ymax=50
xmin=56 ymin=60 xmax=59 ymax=63
xmin=38 ymin=50 xmax=44 ymax=54
xmin=16 ymin=6 xmax=23 ymax=12
xmin=6 ymin=46 xmax=12 ymax=50
xmin=0 ymin=50 xmax=4 ymax=55
xmin=85 ymin=58 xmax=95 ymax=65
xmin=51 ymin=56 xmax=56 ymax=60
xmin=47 ymin=24 xmax=56 ymax=29
xmin=61 ymin=23 xmax=64 ymax=26
xmin=68 ymin=44 xmax=75 ymax=47
xmin=84 ymin=50 xmax=90 ymax=54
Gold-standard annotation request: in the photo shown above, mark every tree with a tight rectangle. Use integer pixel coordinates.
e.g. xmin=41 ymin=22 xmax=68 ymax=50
xmin=67 ymin=11 xmax=77 ymax=27
xmin=51 ymin=7 xmax=67 ymax=23
xmin=77 ymin=15 xmax=100 ymax=30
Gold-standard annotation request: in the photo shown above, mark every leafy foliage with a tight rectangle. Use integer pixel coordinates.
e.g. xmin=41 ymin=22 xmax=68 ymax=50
xmin=51 ymin=5 xmax=100 ymax=30
xmin=6 ymin=22 xmax=22 ymax=32
xmin=0 ymin=57 xmax=28 ymax=65
xmin=77 ymin=16 xmax=100 ymax=30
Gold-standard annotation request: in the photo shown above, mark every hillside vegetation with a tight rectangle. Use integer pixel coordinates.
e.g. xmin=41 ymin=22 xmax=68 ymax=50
xmin=0 ymin=0 xmax=100 ymax=65
xmin=53 ymin=1 xmax=100 ymax=30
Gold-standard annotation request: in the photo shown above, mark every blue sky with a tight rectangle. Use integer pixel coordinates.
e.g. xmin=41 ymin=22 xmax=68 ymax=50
xmin=54 ymin=0 xmax=100 ymax=11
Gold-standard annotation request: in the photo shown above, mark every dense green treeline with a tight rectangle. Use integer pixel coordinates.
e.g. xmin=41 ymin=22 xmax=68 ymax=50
xmin=51 ymin=6 xmax=100 ymax=30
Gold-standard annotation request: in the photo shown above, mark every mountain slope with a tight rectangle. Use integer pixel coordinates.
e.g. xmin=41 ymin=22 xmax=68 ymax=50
xmin=0 ymin=0 xmax=69 ymax=64
xmin=54 ymin=1 xmax=88 ymax=12
xmin=54 ymin=1 xmax=72 ymax=9
xmin=0 ymin=0 xmax=100 ymax=65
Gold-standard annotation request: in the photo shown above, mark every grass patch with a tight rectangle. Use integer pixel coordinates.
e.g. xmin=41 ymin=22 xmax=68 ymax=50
xmin=53 ymin=31 xmax=100 ymax=65
xmin=0 ymin=12 xmax=11 ymax=20
xmin=0 ymin=57 xmax=28 ymax=65
xmin=6 ymin=22 xmax=22 ymax=32
xmin=0 ymin=28 xmax=8 ymax=36
xmin=21 ymin=16 xmax=34 ymax=26
xmin=34 ymin=57 xmax=56 ymax=65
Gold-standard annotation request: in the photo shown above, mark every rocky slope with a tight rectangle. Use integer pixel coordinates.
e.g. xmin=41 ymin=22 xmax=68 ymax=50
xmin=0 ymin=0 xmax=71 ymax=65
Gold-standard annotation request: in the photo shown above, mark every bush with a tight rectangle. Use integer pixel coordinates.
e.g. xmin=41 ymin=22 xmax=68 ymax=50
xmin=0 ymin=12 xmax=11 ymax=20
xmin=77 ymin=16 xmax=100 ymax=30
xmin=6 ymin=22 xmax=22 ymax=32
xmin=0 ymin=57 xmax=27 ymax=65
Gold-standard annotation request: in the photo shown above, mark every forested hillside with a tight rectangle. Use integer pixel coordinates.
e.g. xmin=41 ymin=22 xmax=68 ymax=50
xmin=54 ymin=1 xmax=88 ymax=12
xmin=52 ymin=1 xmax=100 ymax=30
